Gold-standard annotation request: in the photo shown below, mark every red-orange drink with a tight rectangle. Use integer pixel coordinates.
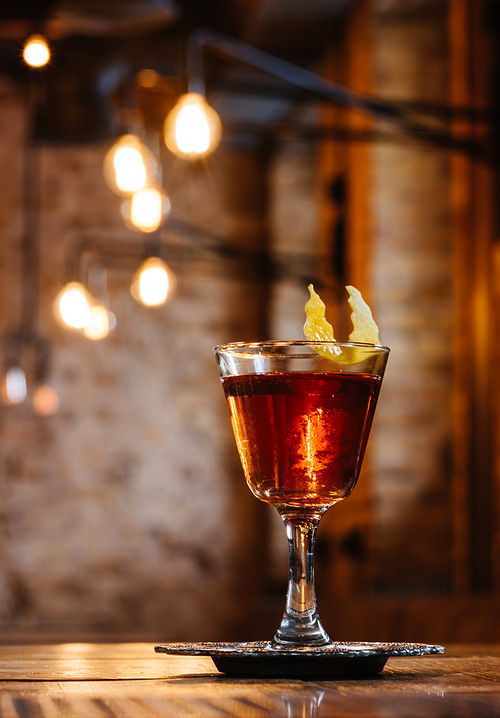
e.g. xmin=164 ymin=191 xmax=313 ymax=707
xmin=223 ymin=371 xmax=381 ymax=510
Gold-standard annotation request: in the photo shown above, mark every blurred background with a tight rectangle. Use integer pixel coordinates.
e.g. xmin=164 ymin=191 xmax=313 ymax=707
xmin=0 ymin=0 xmax=498 ymax=645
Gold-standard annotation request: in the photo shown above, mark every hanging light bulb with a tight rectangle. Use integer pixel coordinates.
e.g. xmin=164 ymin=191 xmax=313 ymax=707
xmin=53 ymin=282 xmax=91 ymax=330
xmin=131 ymin=257 xmax=176 ymax=307
xmin=164 ymin=93 xmax=222 ymax=159
xmin=127 ymin=186 xmax=171 ymax=233
xmin=131 ymin=187 xmax=162 ymax=232
xmin=33 ymin=384 xmax=59 ymax=416
xmin=103 ymin=135 xmax=156 ymax=196
xmin=23 ymin=35 xmax=50 ymax=68
xmin=83 ymin=303 xmax=112 ymax=341
xmin=121 ymin=185 xmax=170 ymax=233
xmin=0 ymin=367 xmax=27 ymax=405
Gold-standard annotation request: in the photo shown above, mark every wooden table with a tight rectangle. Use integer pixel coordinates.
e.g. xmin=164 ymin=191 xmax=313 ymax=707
xmin=0 ymin=643 xmax=498 ymax=716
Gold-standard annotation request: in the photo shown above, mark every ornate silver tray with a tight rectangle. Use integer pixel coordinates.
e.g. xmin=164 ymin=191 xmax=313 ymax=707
xmin=155 ymin=640 xmax=446 ymax=677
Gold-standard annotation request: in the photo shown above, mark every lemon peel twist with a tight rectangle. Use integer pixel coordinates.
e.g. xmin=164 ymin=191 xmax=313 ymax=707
xmin=346 ymin=285 xmax=380 ymax=344
xmin=304 ymin=285 xmax=335 ymax=342
xmin=304 ymin=284 xmax=380 ymax=362
xmin=303 ymin=285 xmax=341 ymax=360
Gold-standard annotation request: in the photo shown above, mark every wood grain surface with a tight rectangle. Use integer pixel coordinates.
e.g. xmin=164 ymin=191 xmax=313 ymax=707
xmin=0 ymin=644 xmax=498 ymax=716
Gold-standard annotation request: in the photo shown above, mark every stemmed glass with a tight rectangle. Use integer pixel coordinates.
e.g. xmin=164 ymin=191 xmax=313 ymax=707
xmin=214 ymin=340 xmax=389 ymax=646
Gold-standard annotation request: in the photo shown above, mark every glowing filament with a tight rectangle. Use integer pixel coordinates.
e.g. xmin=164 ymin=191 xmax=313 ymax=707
xmin=55 ymin=282 xmax=91 ymax=329
xmin=103 ymin=135 xmax=153 ymax=196
xmin=23 ymin=35 xmax=50 ymax=68
xmin=139 ymin=262 xmax=169 ymax=306
xmin=176 ymin=104 xmax=210 ymax=154
xmin=131 ymin=258 xmax=174 ymax=307
xmin=130 ymin=187 xmax=163 ymax=232
xmin=83 ymin=304 xmax=110 ymax=340
xmin=113 ymin=145 xmax=147 ymax=193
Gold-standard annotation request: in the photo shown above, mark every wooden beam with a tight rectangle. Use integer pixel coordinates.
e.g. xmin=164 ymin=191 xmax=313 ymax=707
xmin=449 ymin=0 xmax=495 ymax=591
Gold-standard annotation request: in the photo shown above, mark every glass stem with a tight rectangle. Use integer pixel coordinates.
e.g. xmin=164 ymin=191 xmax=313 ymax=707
xmin=273 ymin=510 xmax=331 ymax=646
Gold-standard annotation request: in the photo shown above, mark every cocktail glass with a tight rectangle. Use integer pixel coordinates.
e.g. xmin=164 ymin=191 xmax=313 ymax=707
xmin=214 ymin=340 xmax=389 ymax=646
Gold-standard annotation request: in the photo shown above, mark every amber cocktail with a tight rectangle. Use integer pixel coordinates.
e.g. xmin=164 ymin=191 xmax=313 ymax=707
xmin=215 ymin=341 xmax=389 ymax=646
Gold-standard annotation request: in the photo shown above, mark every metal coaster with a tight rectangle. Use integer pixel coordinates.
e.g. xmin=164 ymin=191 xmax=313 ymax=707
xmin=155 ymin=641 xmax=446 ymax=678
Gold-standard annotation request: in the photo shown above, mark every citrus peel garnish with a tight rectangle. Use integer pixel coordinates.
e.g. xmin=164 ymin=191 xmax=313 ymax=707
xmin=304 ymin=285 xmax=335 ymax=342
xmin=346 ymin=285 xmax=380 ymax=344
xmin=303 ymin=285 xmax=341 ymax=360
xmin=304 ymin=284 xmax=380 ymax=362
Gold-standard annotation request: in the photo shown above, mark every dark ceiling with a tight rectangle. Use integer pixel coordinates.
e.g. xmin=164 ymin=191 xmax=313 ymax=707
xmin=0 ymin=0 xmax=353 ymax=48
xmin=0 ymin=0 xmax=356 ymax=143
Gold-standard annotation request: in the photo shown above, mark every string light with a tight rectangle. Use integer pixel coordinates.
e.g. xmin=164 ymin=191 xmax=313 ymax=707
xmin=53 ymin=282 xmax=91 ymax=330
xmin=164 ymin=93 xmax=222 ymax=159
xmin=33 ymin=384 xmax=59 ymax=416
xmin=23 ymin=35 xmax=50 ymax=68
xmin=103 ymin=134 xmax=156 ymax=196
xmin=131 ymin=257 xmax=175 ymax=307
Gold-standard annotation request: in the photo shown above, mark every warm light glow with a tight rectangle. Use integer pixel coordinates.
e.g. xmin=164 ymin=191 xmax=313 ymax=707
xmin=113 ymin=145 xmax=146 ymax=193
xmin=164 ymin=93 xmax=222 ymax=159
xmin=54 ymin=282 xmax=91 ymax=329
xmin=103 ymin=135 xmax=152 ymax=196
xmin=33 ymin=384 xmax=59 ymax=416
xmin=130 ymin=187 xmax=162 ymax=232
xmin=176 ymin=104 xmax=210 ymax=153
xmin=137 ymin=69 xmax=160 ymax=88
xmin=122 ymin=186 xmax=170 ymax=233
xmin=1 ymin=367 xmax=27 ymax=405
xmin=23 ymin=35 xmax=50 ymax=68
xmin=131 ymin=257 xmax=175 ymax=307
xmin=83 ymin=304 xmax=110 ymax=340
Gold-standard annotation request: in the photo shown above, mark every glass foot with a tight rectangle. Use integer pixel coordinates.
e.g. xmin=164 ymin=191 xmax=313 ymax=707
xmin=273 ymin=608 xmax=331 ymax=646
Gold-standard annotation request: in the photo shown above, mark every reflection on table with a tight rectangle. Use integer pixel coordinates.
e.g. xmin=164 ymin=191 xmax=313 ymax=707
xmin=0 ymin=643 xmax=498 ymax=716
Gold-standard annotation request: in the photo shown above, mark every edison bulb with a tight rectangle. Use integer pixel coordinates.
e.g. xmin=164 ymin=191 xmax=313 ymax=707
xmin=122 ymin=186 xmax=170 ymax=233
xmin=114 ymin=146 xmax=146 ymax=193
xmin=103 ymin=135 xmax=155 ymax=196
xmin=131 ymin=257 xmax=175 ymax=307
xmin=176 ymin=104 xmax=210 ymax=153
xmin=33 ymin=384 xmax=59 ymax=416
xmin=1 ymin=367 xmax=27 ymax=405
xmin=23 ymin=35 xmax=50 ymax=68
xmin=164 ymin=93 xmax=222 ymax=159
xmin=83 ymin=304 xmax=111 ymax=341
xmin=131 ymin=187 xmax=162 ymax=232
xmin=53 ymin=282 xmax=91 ymax=329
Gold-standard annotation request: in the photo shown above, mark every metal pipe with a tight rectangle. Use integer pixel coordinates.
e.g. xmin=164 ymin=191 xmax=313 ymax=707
xmin=186 ymin=28 xmax=492 ymax=161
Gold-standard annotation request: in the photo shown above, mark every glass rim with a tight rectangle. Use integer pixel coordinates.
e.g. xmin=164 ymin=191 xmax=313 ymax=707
xmin=214 ymin=340 xmax=390 ymax=354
